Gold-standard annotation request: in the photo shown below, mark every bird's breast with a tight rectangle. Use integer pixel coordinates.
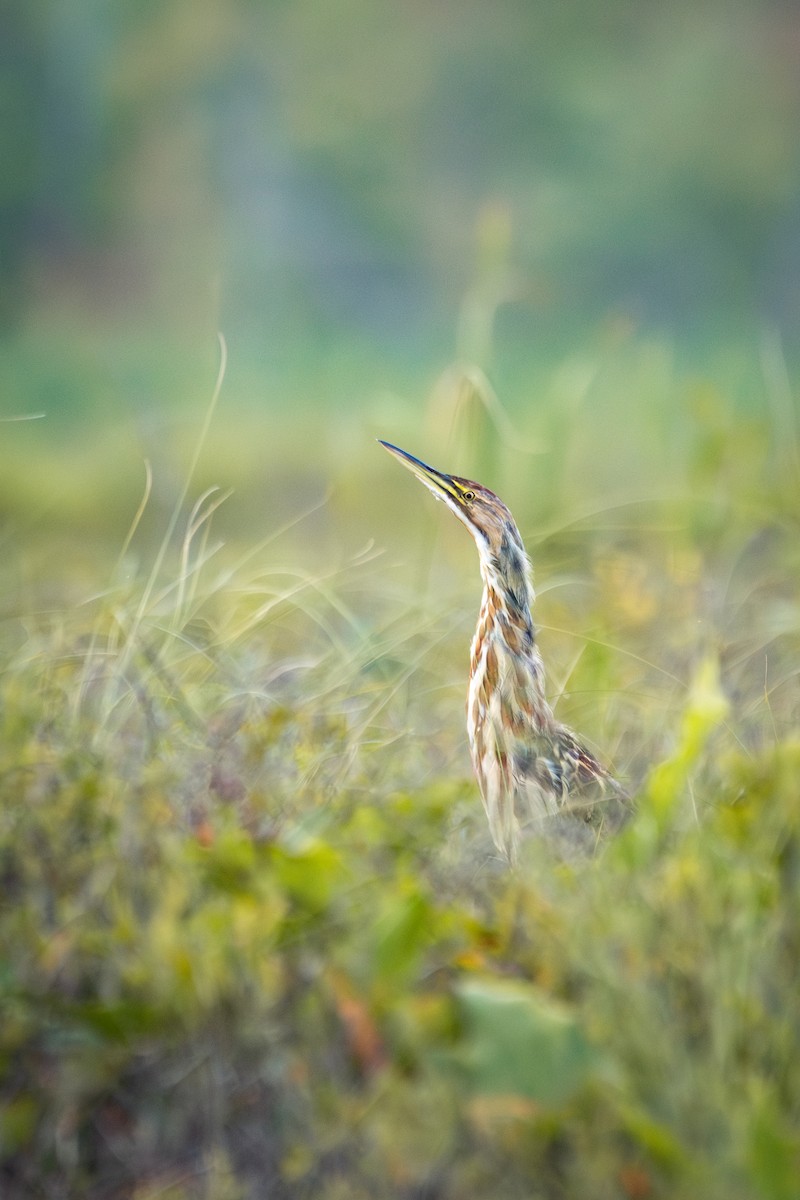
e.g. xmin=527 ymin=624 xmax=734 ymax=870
xmin=467 ymin=624 xmax=551 ymax=764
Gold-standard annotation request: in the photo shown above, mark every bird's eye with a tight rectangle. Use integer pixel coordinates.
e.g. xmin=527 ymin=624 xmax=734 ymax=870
xmin=462 ymin=489 xmax=476 ymax=502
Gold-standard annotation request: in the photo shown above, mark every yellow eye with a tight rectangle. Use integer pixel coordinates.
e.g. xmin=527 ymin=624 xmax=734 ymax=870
xmin=462 ymin=489 xmax=476 ymax=502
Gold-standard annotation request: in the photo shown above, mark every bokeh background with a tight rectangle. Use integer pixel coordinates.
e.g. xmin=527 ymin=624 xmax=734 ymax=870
xmin=3 ymin=7 xmax=800 ymax=1198
xmin=3 ymin=0 xmax=800 ymax=443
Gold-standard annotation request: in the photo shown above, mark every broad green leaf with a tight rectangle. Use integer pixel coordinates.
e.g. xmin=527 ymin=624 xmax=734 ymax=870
xmin=452 ymin=977 xmax=596 ymax=1105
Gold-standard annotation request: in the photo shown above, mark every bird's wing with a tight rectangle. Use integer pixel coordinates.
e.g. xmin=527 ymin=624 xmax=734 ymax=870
xmin=512 ymin=725 xmax=631 ymax=834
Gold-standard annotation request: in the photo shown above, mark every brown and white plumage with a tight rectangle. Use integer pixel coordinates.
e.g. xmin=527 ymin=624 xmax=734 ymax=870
xmin=380 ymin=440 xmax=629 ymax=864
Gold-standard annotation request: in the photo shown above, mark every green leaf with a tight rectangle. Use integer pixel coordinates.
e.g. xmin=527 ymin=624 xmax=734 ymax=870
xmin=271 ymin=840 xmax=344 ymax=913
xmin=452 ymin=977 xmax=597 ymax=1105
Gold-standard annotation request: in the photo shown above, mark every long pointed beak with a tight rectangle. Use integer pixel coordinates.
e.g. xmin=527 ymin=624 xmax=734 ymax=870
xmin=378 ymin=440 xmax=461 ymax=504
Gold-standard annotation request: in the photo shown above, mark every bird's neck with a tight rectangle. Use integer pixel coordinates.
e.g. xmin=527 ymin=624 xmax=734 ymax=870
xmin=478 ymin=528 xmax=536 ymax=637
xmin=469 ymin=528 xmax=553 ymax=745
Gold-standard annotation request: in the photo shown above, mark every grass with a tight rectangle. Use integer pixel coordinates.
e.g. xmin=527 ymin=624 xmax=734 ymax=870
xmin=1 ymin=336 xmax=799 ymax=1198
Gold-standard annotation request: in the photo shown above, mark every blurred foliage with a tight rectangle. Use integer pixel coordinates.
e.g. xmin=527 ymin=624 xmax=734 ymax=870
xmin=2 ymin=3 xmax=800 ymax=1194
xmin=1 ymin=335 xmax=800 ymax=1197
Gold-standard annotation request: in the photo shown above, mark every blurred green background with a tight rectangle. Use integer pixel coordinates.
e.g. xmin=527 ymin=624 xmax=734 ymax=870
xmin=3 ymin=0 xmax=800 ymax=435
xmin=3 ymin=6 xmax=800 ymax=1199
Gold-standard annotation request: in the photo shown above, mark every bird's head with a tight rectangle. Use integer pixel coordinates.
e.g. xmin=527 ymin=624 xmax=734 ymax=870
xmin=379 ymin=440 xmax=525 ymax=566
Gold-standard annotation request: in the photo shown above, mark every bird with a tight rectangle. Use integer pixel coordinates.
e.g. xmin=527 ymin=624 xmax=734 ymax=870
xmin=379 ymin=439 xmax=629 ymax=865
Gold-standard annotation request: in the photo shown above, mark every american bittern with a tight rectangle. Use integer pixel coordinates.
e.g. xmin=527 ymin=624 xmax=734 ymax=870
xmin=380 ymin=440 xmax=629 ymax=864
